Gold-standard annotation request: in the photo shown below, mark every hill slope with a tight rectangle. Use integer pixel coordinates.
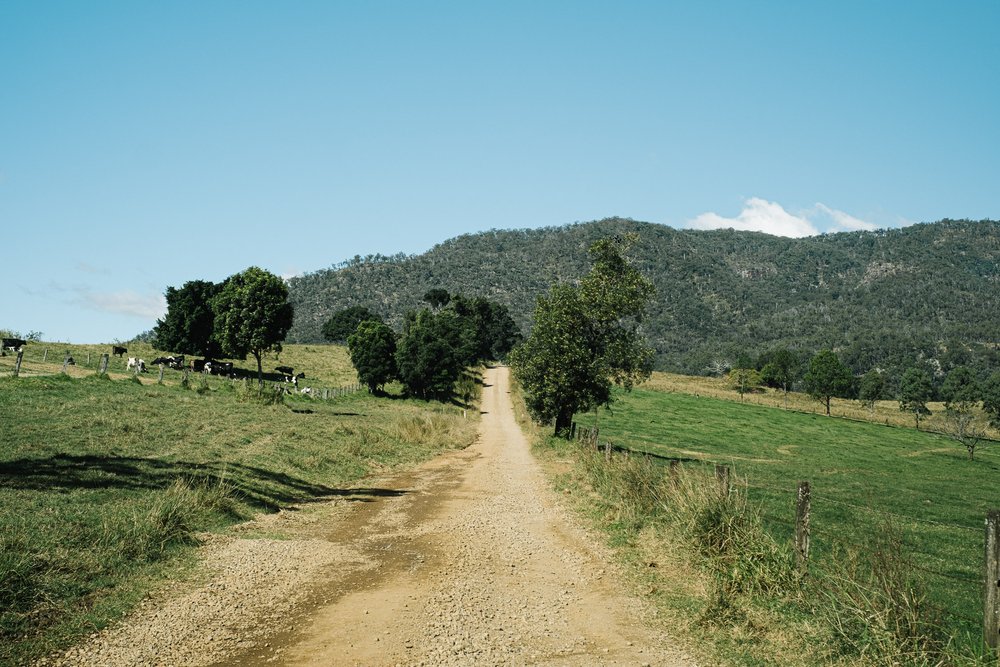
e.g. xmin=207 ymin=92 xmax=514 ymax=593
xmin=287 ymin=218 xmax=1000 ymax=375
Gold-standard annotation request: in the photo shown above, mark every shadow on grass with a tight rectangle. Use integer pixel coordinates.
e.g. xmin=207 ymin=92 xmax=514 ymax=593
xmin=0 ymin=454 xmax=406 ymax=511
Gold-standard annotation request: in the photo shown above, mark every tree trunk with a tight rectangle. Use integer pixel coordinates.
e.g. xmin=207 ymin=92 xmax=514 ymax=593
xmin=554 ymin=406 xmax=574 ymax=438
xmin=254 ymin=351 xmax=263 ymax=387
xmin=825 ymin=396 xmax=831 ymax=416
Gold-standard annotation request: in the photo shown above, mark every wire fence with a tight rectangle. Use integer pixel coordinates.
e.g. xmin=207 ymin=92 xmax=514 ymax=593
xmin=0 ymin=347 xmax=365 ymax=402
xmin=571 ymin=422 xmax=1000 ymax=653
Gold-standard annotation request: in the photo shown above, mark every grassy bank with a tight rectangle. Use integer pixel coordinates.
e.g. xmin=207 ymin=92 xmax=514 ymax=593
xmin=528 ymin=381 xmax=998 ymax=665
xmin=0 ymin=358 xmax=479 ymax=664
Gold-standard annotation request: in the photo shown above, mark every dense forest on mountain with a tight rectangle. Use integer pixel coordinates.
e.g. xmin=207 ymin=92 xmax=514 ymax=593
xmin=287 ymin=218 xmax=1000 ymax=381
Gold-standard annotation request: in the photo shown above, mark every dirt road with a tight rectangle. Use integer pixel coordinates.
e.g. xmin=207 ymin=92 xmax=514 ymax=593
xmin=49 ymin=366 xmax=694 ymax=666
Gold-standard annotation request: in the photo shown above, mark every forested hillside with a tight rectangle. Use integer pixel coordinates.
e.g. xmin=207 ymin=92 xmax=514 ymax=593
xmin=287 ymin=218 xmax=1000 ymax=377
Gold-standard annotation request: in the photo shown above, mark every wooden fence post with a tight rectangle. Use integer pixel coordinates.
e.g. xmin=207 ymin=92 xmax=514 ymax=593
xmin=98 ymin=353 xmax=109 ymax=375
xmin=43 ymin=348 xmax=48 ymax=362
xmin=795 ymin=481 xmax=811 ymax=577
xmin=715 ymin=465 xmax=731 ymax=497
xmin=985 ymin=510 xmax=1000 ymax=653
xmin=605 ymin=439 xmax=613 ymax=462
xmin=158 ymin=365 xmax=165 ymax=383
xmin=87 ymin=351 xmax=91 ymax=366
xmin=13 ymin=350 xmax=24 ymax=377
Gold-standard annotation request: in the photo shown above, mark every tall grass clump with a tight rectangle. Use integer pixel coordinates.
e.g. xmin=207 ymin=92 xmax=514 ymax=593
xmin=236 ymin=378 xmax=285 ymax=405
xmin=391 ymin=409 xmax=471 ymax=448
xmin=815 ymin=519 xmax=958 ymax=666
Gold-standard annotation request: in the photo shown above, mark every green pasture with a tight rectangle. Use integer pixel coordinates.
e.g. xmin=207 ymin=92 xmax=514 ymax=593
xmin=0 ymin=365 xmax=478 ymax=664
xmin=575 ymin=387 xmax=1000 ymax=646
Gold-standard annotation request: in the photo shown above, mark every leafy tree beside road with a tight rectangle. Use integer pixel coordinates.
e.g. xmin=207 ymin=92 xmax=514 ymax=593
xmin=348 ymin=320 xmax=398 ymax=393
xmin=212 ymin=267 xmax=294 ymax=386
xmin=510 ymin=236 xmax=655 ymax=436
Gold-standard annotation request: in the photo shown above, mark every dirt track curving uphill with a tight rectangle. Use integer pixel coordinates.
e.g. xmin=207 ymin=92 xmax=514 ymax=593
xmin=47 ymin=366 xmax=694 ymax=667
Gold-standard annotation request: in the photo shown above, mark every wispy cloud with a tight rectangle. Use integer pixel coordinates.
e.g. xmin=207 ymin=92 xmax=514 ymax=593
xmin=74 ymin=261 xmax=112 ymax=276
xmin=26 ymin=282 xmax=167 ymax=320
xmin=79 ymin=290 xmax=167 ymax=319
xmin=685 ymin=198 xmax=878 ymax=237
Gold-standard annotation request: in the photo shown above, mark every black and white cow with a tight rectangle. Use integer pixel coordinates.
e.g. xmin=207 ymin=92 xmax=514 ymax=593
xmin=126 ymin=357 xmax=147 ymax=373
xmin=2 ymin=338 xmax=26 ymax=351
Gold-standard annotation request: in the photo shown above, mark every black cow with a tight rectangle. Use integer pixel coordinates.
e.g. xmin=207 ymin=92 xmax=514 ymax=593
xmin=3 ymin=338 xmax=26 ymax=351
xmin=112 ymin=345 xmax=127 ymax=357
xmin=209 ymin=361 xmax=234 ymax=376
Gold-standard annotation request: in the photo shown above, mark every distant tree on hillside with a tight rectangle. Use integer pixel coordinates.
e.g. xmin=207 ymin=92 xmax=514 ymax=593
xmin=348 ymin=320 xmax=397 ymax=393
xmin=759 ymin=347 xmax=801 ymax=408
xmin=803 ymin=349 xmax=854 ymax=416
xmin=153 ymin=280 xmax=222 ymax=358
xmin=727 ymin=367 xmax=761 ymax=402
xmin=898 ymin=367 xmax=933 ymax=429
xmin=510 ymin=236 xmax=654 ymax=436
xmin=212 ymin=267 xmax=294 ymax=385
xmin=940 ymin=366 xmax=987 ymax=460
xmin=858 ymin=369 xmax=888 ymax=413
xmin=983 ymin=371 xmax=1000 ymax=430
xmin=322 ymin=306 xmax=382 ymax=343
xmin=423 ymin=288 xmax=451 ymax=309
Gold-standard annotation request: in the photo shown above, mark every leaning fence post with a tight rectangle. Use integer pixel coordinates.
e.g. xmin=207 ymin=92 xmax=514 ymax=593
xmin=13 ymin=350 xmax=24 ymax=377
xmin=43 ymin=348 xmax=48 ymax=362
xmin=715 ymin=465 xmax=731 ymax=497
xmin=985 ymin=510 xmax=1000 ymax=653
xmin=98 ymin=353 xmax=109 ymax=375
xmin=795 ymin=481 xmax=811 ymax=577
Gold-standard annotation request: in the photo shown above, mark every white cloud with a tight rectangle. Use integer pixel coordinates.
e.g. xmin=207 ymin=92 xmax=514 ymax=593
xmin=687 ymin=198 xmax=819 ymax=237
xmin=78 ymin=290 xmax=167 ymax=320
xmin=812 ymin=203 xmax=877 ymax=232
xmin=685 ymin=198 xmax=876 ymax=237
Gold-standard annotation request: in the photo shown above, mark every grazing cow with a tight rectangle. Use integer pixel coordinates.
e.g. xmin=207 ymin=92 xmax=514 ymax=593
xmin=210 ymin=361 xmax=234 ymax=376
xmin=112 ymin=345 xmax=127 ymax=357
xmin=151 ymin=355 xmax=186 ymax=369
xmin=126 ymin=357 xmax=147 ymax=373
xmin=3 ymin=338 xmax=27 ymax=351
xmin=192 ymin=359 xmax=210 ymax=373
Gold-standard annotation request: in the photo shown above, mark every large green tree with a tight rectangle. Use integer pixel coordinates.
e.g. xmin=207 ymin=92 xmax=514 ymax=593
xmin=347 ymin=320 xmax=397 ymax=393
xmin=803 ymin=349 xmax=854 ymax=416
xmin=395 ymin=308 xmax=471 ymax=400
xmin=759 ymin=347 xmax=801 ymax=408
xmin=321 ymin=306 xmax=382 ymax=343
xmin=153 ymin=280 xmax=222 ymax=358
xmin=898 ymin=367 xmax=933 ymax=429
xmin=510 ymin=236 xmax=655 ymax=436
xmin=212 ymin=267 xmax=294 ymax=385
xmin=451 ymin=295 xmax=522 ymax=362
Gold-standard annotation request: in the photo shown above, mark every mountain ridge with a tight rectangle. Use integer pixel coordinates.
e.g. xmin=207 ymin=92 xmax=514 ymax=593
xmin=287 ymin=218 xmax=1000 ymax=376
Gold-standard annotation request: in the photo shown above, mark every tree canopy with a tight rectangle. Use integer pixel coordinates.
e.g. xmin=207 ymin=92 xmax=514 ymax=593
xmin=348 ymin=319 xmax=397 ymax=393
xmin=510 ymin=236 xmax=655 ymax=436
xmin=212 ymin=267 xmax=294 ymax=385
xmin=153 ymin=280 xmax=222 ymax=358
xmin=395 ymin=308 xmax=471 ymax=400
xmin=898 ymin=367 xmax=933 ymax=429
xmin=321 ymin=306 xmax=382 ymax=343
xmin=803 ymin=349 xmax=854 ymax=416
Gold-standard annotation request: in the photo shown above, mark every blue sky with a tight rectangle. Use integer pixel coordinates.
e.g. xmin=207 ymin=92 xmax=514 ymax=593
xmin=2 ymin=2 xmax=997 ymax=343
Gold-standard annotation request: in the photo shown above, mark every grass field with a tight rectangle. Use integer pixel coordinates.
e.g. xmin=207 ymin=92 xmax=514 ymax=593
xmin=0 ymin=344 xmax=480 ymax=664
xmin=571 ymin=378 xmax=1000 ymax=659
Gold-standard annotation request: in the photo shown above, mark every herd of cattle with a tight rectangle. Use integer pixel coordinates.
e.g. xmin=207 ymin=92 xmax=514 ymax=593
xmin=5 ymin=341 xmax=311 ymax=387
